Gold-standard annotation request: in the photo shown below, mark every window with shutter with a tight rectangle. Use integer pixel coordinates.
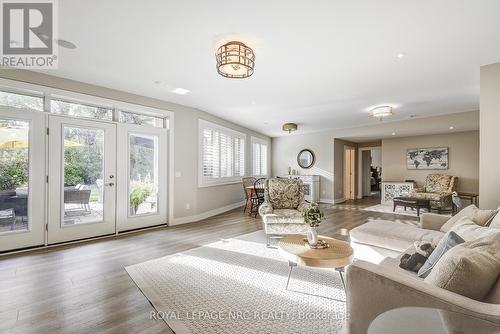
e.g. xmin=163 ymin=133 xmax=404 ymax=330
xmin=251 ymin=137 xmax=269 ymax=177
xmin=199 ymin=120 xmax=246 ymax=186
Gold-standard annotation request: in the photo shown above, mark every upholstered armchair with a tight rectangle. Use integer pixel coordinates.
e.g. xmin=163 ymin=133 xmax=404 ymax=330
xmin=258 ymin=178 xmax=310 ymax=247
xmin=411 ymin=174 xmax=458 ymax=212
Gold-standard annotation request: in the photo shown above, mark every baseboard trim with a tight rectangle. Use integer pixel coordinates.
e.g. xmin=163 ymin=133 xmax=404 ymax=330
xmin=334 ymin=198 xmax=346 ymax=204
xmin=319 ymin=198 xmax=334 ymax=204
xmin=171 ymin=201 xmax=246 ymax=226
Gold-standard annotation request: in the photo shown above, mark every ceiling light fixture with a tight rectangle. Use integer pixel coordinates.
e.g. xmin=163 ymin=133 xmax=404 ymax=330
xmin=449 ymin=126 xmax=455 ymax=130
xmin=397 ymin=52 xmax=406 ymax=59
xmin=369 ymin=106 xmax=394 ymax=120
xmin=216 ymin=41 xmax=255 ymax=79
xmin=282 ymin=123 xmax=298 ymax=134
xmin=56 ymin=39 xmax=77 ymax=49
xmin=391 ymin=132 xmax=396 ymax=136
xmin=172 ymin=88 xmax=190 ymax=95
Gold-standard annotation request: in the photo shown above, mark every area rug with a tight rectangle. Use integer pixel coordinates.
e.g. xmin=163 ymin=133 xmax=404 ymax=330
xmin=126 ymin=230 xmax=347 ymax=334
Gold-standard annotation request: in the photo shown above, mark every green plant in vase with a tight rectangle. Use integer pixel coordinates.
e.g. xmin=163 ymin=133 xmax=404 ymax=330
xmin=303 ymin=202 xmax=324 ymax=246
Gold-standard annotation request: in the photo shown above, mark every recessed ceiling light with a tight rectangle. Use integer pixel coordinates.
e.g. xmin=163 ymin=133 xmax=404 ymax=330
xmin=391 ymin=132 xmax=396 ymax=136
xmin=251 ymin=101 xmax=257 ymax=105
xmin=397 ymin=53 xmax=406 ymax=59
xmin=56 ymin=39 xmax=77 ymax=49
xmin=449 ymin=126 xmax=455 ymax=130
xmin=172 ymin=88 xmax=190 ymax=95
xmin=153 ymin=80 xmax=162 ymax=85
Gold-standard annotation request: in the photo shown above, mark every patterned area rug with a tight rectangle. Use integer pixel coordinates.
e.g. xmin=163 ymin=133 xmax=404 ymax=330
xmin=126 ymin=231 xmax=347 ymax=334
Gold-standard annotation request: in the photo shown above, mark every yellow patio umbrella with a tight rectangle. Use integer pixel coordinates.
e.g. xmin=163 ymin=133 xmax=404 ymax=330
xmin=0 ymin=139 xmax=83 ymax=148
xmin=0 ymin=140 xmax=28 ymax=148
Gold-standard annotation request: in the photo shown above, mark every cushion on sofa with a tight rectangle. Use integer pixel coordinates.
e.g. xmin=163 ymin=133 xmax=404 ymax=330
xmin=424 ymin=234 xmax=500 ymax=301
xmin=417 ymin=231 xmax=464 ymax=278
xmin=449 ymin=217 xmax=500 ymax=242
xmin=488 ymin=207 xmax=500 ymax=229
xmin=440 ymin=205 xmax=497 ymax=232
xmin=350 ymin=220 xmax=444 ymax=253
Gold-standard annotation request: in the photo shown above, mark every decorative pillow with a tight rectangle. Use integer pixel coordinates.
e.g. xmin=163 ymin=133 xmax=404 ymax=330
xmin=488 ymin=207 xmax=500 ymax=229
xmin=425 ymin=234 xmax=500 ymax=301
xmin=440 ymin=205 xmax=497 ymax=232
xmin=417 ymin=231 xmax=464 ymax=278
xmin=450 ymin=217 xmax=500 ymax=242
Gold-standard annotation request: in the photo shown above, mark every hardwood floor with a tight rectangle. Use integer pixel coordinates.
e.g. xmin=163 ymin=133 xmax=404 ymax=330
xmin=0 ymin=196 xmax=418 ymax=334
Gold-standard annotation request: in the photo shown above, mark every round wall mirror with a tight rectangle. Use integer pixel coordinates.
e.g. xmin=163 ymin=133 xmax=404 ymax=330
xmin=297 ymin=149 xmax=315 ymax=169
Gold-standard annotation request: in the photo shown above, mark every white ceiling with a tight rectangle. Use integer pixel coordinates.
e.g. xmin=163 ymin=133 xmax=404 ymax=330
xmin=40 ymin=0 xmax=500 ymax=137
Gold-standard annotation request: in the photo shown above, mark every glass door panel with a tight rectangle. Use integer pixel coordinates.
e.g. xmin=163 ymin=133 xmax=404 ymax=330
xmin=117 ymin=124 xmax=167 ymax=231
xmin=48 ymin=116 xmax=116 ymax=244
xmin=129 ymin=133 xmax=159 ymax=216
xmin=63 ymin=126 xmax=105 ymax=225
xmin=0 ymin=107 xmax=45 ymax=252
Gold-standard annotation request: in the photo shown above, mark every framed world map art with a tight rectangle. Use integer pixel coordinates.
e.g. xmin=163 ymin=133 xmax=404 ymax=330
xmin=407 ymin=147 xmax=449 ymax=170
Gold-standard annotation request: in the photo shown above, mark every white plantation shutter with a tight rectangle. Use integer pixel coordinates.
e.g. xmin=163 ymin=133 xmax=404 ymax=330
xmin=252 ymin=137 xmax=268 ymax=176
xmin=199 ymin=120 xmax=246 ymax=186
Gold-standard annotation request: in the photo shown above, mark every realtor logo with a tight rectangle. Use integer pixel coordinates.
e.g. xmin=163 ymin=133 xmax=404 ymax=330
xmin=1 ymin=0 xmax=58 ymax=68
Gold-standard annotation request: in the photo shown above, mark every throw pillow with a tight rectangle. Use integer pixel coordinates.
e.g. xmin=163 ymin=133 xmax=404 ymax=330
xmin=488 ymin=207 xmax=500 ymax=229
xmin=425 ymin=234 xmax=500 ymax=301
xmin=450 ymin=217 xmax=500 ymax=241
xmin=417 ymin=231 xmax=464 ymax=278
xmin=399 ymin=241 xmax=435 ymax=273
xmin=440 ymin=205 xmax=497 ymax=232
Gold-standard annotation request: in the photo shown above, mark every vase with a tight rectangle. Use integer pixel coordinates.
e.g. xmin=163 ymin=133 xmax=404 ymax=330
xmin=307 ymin=227 xmax=318 ymax=246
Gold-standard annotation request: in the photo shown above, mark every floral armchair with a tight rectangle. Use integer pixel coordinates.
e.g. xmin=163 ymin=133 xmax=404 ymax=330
xmin=258 ymin=178 xmax=310 ymax=247
xmin=411 ymin=174 xmax=458 ymax=212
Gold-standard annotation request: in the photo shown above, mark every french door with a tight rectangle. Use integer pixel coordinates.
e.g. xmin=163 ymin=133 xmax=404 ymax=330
xmin=47 ymin=116 xmax=116 ymax=244
xmin=116 ymin=124 xmax=167 ymax=231
xmin=0 ymin=107 xmax=46 ymax=252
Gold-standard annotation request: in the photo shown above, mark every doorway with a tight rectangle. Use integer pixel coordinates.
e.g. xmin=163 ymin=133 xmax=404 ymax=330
xmin=344 ymin=146 xmax=356 ymax=200
xmin=47 ymin=116 xmax=117 ymax=244
xmin=0 ymin=107 xmax=46 ymax=252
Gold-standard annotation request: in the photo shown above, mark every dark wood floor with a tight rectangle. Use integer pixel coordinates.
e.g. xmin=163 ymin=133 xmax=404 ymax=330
xmin=0 ymin=196 xmax=418 ymax=334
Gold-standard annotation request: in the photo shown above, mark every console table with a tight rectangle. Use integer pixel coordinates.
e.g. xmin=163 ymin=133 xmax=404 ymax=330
xmin=381 ymin=181 xmax=414 ymax=205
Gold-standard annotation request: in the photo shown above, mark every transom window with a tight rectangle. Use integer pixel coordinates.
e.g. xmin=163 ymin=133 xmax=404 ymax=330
xmin=199 ymin=119 xmax=245 ymax=187
xmin=0 ymin=89 xmax=167 ymax=128
xmin=0 ymin=90 xmax=43 ymax=111
xmin=252 ymin=137 xmax=268 ymax=176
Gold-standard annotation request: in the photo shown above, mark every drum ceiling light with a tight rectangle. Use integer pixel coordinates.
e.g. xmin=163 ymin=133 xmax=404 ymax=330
xmin=369 ymin=106 xmax=394 ymax=120
xmin=216 ymin=41 xmax=255 ymax=79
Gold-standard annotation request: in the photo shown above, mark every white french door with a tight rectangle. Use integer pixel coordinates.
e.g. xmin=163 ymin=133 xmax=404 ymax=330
xmin=47 ymin=116 xmax=116 ymax=244
xmin=0 ymin=107 xmax=46 ymax=252
xmin=116 ymin=124 xmax=167 ymax=231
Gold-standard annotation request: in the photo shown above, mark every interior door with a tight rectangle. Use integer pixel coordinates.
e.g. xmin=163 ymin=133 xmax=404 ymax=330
xmin=0 ymin=107 xmax=46 ymax=252
xmin=47 ymin=116 xmax=116 ymax=244
xmin=116 ymin=123 xmax=167 ymax=231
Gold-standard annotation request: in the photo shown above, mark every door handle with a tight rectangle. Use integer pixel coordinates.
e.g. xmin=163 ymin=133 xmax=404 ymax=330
xmin=105 ymin=182 xmax=115 ymax=187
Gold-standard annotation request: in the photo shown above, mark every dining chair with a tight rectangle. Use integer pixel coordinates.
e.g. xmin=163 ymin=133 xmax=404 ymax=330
xmin=251 ymin=178 xmax=266 ymax=217
xmin=242 ymin=177 xmax=257 ymax=213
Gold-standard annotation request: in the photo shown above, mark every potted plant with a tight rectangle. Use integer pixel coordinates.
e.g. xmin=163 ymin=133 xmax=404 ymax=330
xmin=130 ymin=181 xmax=154 ymax=215
xmin=303 ymin=202 xmax=324 ymax=246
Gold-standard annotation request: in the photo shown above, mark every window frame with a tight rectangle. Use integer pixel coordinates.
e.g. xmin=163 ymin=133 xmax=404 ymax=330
xmin=198 ymin=119 xmax=246 ymax=187
xmin=251 ymin=136 xmax=269 ymax=177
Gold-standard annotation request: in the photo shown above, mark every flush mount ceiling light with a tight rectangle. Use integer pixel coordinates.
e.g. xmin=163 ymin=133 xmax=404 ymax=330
xmin=369 ymin=106 xmax=394 ymax=120
xmin=216 ymin=41 xmax=255 ymax=79
xmin=56 ymin=39 xmax=77 ymax=49
xmin=282 ymin=123 xmax=298 ymax=134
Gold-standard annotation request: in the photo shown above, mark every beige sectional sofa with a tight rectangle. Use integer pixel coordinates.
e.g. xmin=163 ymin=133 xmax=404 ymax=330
xmin=347 ymin=212 xmax=500 ymax=334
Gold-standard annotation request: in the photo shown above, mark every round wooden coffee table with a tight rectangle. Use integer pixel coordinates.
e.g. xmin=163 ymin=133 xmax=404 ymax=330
xmin=278 ymin=234 xmax=354 ymax=290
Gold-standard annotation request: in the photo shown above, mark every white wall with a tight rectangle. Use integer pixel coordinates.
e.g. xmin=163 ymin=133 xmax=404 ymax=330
xmin=371 ymin=148 xmax=382 ymax=168
xmin=0 ymin=69 xmax=271 ymax=223
xmin=480 ymin=62 xmax=500 ymax=209
xmin=272 ymin=111 xmax=479 ymax=203
xmin=382 ymin=131 xmax=479 ymax=193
